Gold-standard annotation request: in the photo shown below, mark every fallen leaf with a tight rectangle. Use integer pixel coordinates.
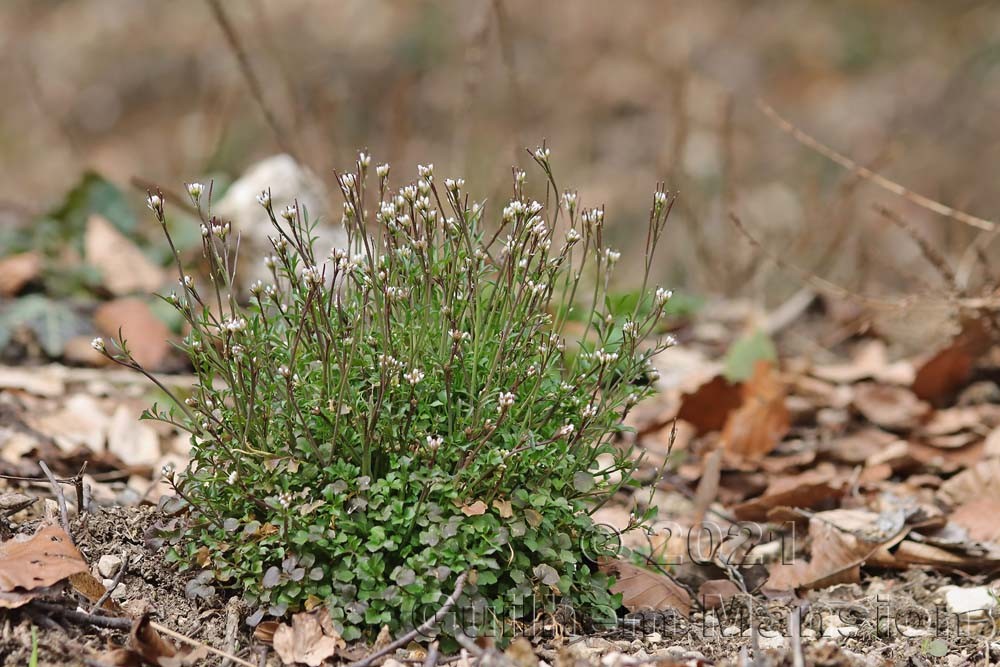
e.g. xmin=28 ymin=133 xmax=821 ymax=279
xmin=273 ymin=609 xmax=346 ymax=666
xmin=128 ymin=614 xmax=210 ymax=666
xmin=86 ymin=215 xmax=166 ymax=296
xmin=938 ymin=459 xmax=1000 ymax=507
xmin=0 ymin=252 xmax=41 ymax=297
xmin=852 ymin=382 xmax=929 ymax=431
xmin=492 ymin=499 xmax=513 ymax=519
xmin=676 ymin=375 xmax=743 ymax=435
xmin=0 ymin=365 xmax=66 ymax=397
xmin=765 ymin=511 xmax=903 ymax=592
xmin=70 ymin=570 xmax=122 ymax=612
xmin=720 ymin=361 xmax=790 ymax=460
xmin=460 ymin=500 xmax=488 ymax=517
xmin=94 ymin=298 xmax=172 ymax=369
xmin=25 ymin=393 xmax=109 ymax=454
xmin=913 ymin=317 xmax=992 ymax=404
xmin=0 ymin=295 xmax=92 ymax=358
xmin=821 ymin=428 xmax=898 ymax=465
xmin=108 ymin=403 xmax=161 ymax=467
xmin=254 ymin=620 xmax=280 ymax=644
xmin=698 ymin=579 xmax=742 ymax=609
xmin=0 ymin=524 xmax=88 ymax=608
xmin=922 ymin=405 xmax=1000 ymax=437
xmin=950 ymin=499 xmax=1000 ymax=544
xmin=598 ymin=558 xmax=691 ymax=616
xmin=810 ymin=340 xmax=914 ymax=385
xmin=732 ymin=467 xmax=845 ymax=522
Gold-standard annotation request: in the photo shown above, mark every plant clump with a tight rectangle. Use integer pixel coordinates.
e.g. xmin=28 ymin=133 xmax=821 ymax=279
xmin=98 ymin=148 xmax=676 ymax=641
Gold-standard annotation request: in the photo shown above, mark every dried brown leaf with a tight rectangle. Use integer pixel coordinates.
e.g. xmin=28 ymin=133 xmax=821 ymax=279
xmin=913 ymin=317 xmax=992 ymax=404
xmin=85 ymin=215 xmax=166 ymax=296
xmin=950 ymin=499 xmax=1000 ymax=544
xmin=598 ymin=558 xmax=691 ymax=616
xmin=460 ymin=500 xmax=488 ymax=517
xmin=938 ymin=459 xmax=1000 ymax=507
xmin=0 ymin=524 xmax=88 ymax=606
xmin=94 ymin=298 xmax=171 ymax=370
xmin=676 ymin=375 xmax=743 ymax=435
xmin=765 ymin=511 xmax=902 ymax=592
xmin=720 ymin=361 xmax=790 ymax=460
xmin=0 ymin=252 xmax=42 ymax=297
xmin=273 ymin=610 xmax=345 ymax=666
xmin=852 ymin=382 xmax=929 ymax=431
xmin=698 ymin=579 xmax=742 ymax=609
xmin=732 ymin=467 xmax=846 ymax=522
xmin=810 ymin=340 xmax=913 ymax=385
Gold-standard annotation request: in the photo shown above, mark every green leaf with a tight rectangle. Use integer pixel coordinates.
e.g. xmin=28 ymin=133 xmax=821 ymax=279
xmin=924 ymin=639 xmax=948 ymax=657
xmin=572 ymin=471 xmax=595 ymax=493
xmin=48 ymin=171 xmax=136 ymax=236
xmin=723 ymin=328 xmax=776 ymax=381
xmin=0 ymin=295 xmax=92 ymax=357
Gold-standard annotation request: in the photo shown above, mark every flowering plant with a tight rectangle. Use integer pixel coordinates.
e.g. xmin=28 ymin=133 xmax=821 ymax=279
xmin=98 ymin=148 xmax=676 ymax=641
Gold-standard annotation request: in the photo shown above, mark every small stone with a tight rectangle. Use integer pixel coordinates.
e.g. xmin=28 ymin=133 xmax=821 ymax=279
xmin=703 ymin=614 xmax=719 ymax=627
xmin=941 ymin=586 xmax=997 ymax=617
xmin=758 ymin=634 xmax=785 ymax=650
xmin=823 ymin=625 xmax=858 ymax=639
xmin=801 ymin=628 xmax=817 ymax=640
xmin=97 ymin=554 xmax=123 ymax=579
xmin=110 ymin=583 xmax=128 ymax=601
xmin=102 ymin=578 xmax=114 ymax=589
xmin=644 ymin=632 xmax=662 ymax=644
xmin=723 ymin=626 xmax=741 ymax=637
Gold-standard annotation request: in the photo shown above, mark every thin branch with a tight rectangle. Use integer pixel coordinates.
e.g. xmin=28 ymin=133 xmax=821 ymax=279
xmin=89 ymin=553 xmax=128 ymax=613
xmin=873 ymin=204 xmax=959 ymax=292
xmin=206 ymin=0 xmax=296 ymax=159
xmin=150 ymin=620 xmax=256 ymax=667
xmin=38 ymin=461 xmax=71 ymax=541
xmin=349 ymin=571 xmax=469 ymax=667
xmin=756 ymin=97 xmax=995 ymax=232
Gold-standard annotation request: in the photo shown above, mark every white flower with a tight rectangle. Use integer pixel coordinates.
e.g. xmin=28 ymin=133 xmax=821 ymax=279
xmin=280 ymin=204 xmax=297 ymax=221
xmin=655 ymin=287 xmax=673 ymax=306
xmin=341 ymin=173 xmax=356 ymax=189
xmin=417 ymin=179 xmax=430 ymax=196
xmin=90 ymin=337 xmax=105 ymax=352
xmin=278 ymin=366 xmax=291 ymax=378
xmin=622 ymin=320 xmax=638 ymax=337
xmin=497 ymin=391 xmax=516 ymax=411
xmin=654 ymin=191 xmax=668 ymax=208
xmin=533 ymin=146 xmax=551 ymax=161
xmin=664 ymin=334 xmax=678 ymax=347
xmin=403 ymin=368 xmax=425 ymax=385
xmin=514 ymin=169 xmax=526 ymax=185
xmin=565 ymin=228 xmax=581 ymax=245
xmin=594 ymin=349 xmax=619 ymax=365
xmin=227 ymin=470 xmax=239 ymax=485
xmin=181 ymin=275 xmax=194 ymax=289
xmin=426 ymin=435 xmax=443 ymax=450
xmin=376 ymin=163 xmax=390 ymax=179
xmin=186 ymin=182 xmax=204 ymax=201
xmin=557 ymin=423 xmax=575 ymax=438
xmin=161 ymin=463 xmax=175 ymax=476
xmin=358 ymin=152 xmax=371 ymax=168
xmin=256 ymin=190 xmax=271 ymax=208
xmin=604 ymin=249 xmax=621 ymax=264
xmin=417 ymin=163 xmax=434 ymax=179
xmin=401 ymin=185 xmax=417 ymax=202
xmin=146 ymin=194 xmax=163 ymax=216
xmin=582 ymin=403 xmax=598 ymax=420
xmin=561 ymin=192 xmax=578 ymax=211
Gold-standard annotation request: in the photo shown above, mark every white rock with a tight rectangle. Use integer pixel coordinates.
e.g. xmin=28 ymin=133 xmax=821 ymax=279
xmin=723 ymin=626 xmax=741 ymax=637
xmin=757 ymin=633 xmax=785 ymax=650
xmin=823 ymin=625 xmax=858 ymax=639
xmin=97 ymin=554 xmax=123 ymax=578
xmin=111 ymin=583 xmax=128 ymax=601
xmin=941 ymin=586 xmax=997 ymax=617
xmin=214 ymin=154 xmax=345 ymax=289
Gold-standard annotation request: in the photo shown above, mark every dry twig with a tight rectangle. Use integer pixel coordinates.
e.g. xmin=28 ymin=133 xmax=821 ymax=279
xmin=349 ymin=571 xmax=470 ymax=667
xmin=38 ymin=461 xmax=71 ymax=541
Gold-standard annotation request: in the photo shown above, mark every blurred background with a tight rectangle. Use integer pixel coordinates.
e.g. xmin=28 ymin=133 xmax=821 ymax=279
xmin=2 ymin=0 xmax=1000 ymax=356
